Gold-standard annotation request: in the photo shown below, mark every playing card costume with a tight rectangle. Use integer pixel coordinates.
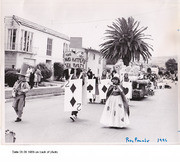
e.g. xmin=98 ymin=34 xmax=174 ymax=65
xmin=64 ymin=68 xmax=86 ymax=122
xmin=12 ymin=63 xmax=30 ymax=122
xmin=86 ymin=78 xmax=96 ymax=102
xmin=99 ymin=79 xmax=111 ymax=104
xmin=100 ymin=77 xmax=130 ymax=128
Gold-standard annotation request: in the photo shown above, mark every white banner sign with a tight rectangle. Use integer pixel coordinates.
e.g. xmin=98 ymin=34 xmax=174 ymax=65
xmin=64 ymin=79 xmax=82 ymax=112
xmin=64 ymin=51 xmax=86 ymax=69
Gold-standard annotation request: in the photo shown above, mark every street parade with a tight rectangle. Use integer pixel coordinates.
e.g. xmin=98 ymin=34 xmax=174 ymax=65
xmin=2 ymin=3 xmax=178 ymax=145
xmin=1 ymin=1 xmax=180 ymax=164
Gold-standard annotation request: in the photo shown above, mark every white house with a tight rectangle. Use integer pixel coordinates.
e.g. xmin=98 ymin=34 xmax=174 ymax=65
xmin=69 ymin=37 xmax=106 ymax=77
xmin=4 ymin=15 xmax=70 ymax=69
xmin=85 ymin=48 xmax=106 ymax=77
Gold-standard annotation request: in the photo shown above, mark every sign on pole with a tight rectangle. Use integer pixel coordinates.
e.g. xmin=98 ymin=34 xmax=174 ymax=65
xmin=64 ymin=51 xmax=86 ymax=69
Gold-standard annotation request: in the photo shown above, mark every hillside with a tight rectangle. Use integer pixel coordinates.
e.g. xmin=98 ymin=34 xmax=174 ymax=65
xmin=149 ymin=56 xmax=178 ymax=68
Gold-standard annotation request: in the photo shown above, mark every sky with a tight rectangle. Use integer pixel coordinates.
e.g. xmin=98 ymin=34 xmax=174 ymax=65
xmin=1 ymin=0 xmax=180 ymax=57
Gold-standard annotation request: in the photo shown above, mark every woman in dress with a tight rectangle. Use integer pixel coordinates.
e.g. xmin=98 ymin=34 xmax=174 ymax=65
xmin=100 ymin=77 xmax=130 ymax=128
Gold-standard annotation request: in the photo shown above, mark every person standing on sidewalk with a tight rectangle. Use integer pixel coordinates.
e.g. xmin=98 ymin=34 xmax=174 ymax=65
xmin=34 ymin=66 xmax=42 ymax=87
xmin=12 ymin=64 xmax=30 ymax=122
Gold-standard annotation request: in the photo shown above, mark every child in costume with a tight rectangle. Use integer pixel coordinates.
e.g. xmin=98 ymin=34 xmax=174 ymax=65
xmin=100 ymin=77 xmax=130 ymax=128
xmin=12 ymin=64 xmax=30 ymax=122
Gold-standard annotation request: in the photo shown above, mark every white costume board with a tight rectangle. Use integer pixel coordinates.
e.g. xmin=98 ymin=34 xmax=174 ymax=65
xmin=86 ymin=79 xmax=96 ymax=99
xmin=64 ymin=79 xmax=82 ymax=112
xmin=122 ymin=81 xmax=132 ymax=99
xmin=99 ymin=79 xmax=111 ymax=99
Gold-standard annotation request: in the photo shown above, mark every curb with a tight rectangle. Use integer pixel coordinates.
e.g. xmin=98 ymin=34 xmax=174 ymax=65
xmin=5 ymin=92 xmax=65 ymax=103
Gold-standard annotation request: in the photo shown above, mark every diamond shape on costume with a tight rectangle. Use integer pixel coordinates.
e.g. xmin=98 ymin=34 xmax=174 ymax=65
xmin=70 ymin=84 xmax=76 ymax=93
xmin=121 ymin=117 xmax=124 ymax=122
xmin=70 ymin=97 xmax=76 ymax=107
xmin=107 ymin=106 xmax=110 ymax=111
xmin=114 ymin=111 xmax=116 ymax=116
xmin=102 ymin=85 xmax=107 ymax=93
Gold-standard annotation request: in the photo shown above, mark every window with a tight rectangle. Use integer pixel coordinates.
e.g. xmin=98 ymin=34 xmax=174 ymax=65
xmin=98 ymin=57 xmax=101 ymax=64
xmin=46 ymin=38 xmax=53 ymax=56
xmin=93 ymin=53 xmax=95 ymax=60
xmin=63 ymin=43 xmax=69 ymax=54
xmin=20 ymin=30 xmax=33 ymax=52
xmin=63 ymin=43 xmax=66 ymax=54
xmin=7 ymin=29 xmax=17 ymax=50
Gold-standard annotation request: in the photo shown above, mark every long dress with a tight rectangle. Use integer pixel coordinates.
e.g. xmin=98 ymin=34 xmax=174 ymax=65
xmin=100 ymin=85 xmax=130 ymax=128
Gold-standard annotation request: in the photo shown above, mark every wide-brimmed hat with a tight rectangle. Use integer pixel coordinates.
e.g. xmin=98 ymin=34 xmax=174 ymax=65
xmin=16 ymin=63 xmax=29 ymax=77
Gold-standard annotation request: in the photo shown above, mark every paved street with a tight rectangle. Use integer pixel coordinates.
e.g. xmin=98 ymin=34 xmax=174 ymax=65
xmin=4 ymin=83 xmax=178 ymax=144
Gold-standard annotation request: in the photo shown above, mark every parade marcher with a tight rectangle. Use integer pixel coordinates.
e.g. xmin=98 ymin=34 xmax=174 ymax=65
xmin=87 ymin=69 xmax=94 ymax=103
xmin=123 ymin=73 xmax=130 ymax=82
xmin=100 ymin=77 xmax=130 ymax=128
xmin=101 ymin=70 xmax=107 ymax=80
xmin=69 ymin=68 xmax=85 ymax=122
xmin=122 ymin=73 xmax=132 ymax=102
xmin=12 ymin=63 xmax=30 ymax=122
xmin=69 ymin=68 xmax=78 ymax=121
xmin=92 ymin=74 xmax=99 ymax=103
xmin=111 ymin=70 xmax=119 ymax=79
xmin=87 ymin=68 xmax=93 ymax=79
xmin=100 ymin=70 xmax=108 ymax=104
xmin=111 ymin=69 xmax=116 ymax=78
xmin=63 ymin=67 xmax=70 ymax=80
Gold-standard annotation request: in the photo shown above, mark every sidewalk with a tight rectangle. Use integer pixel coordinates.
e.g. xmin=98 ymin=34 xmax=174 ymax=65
xmin=5 ymin=81 xmax=65 ymax=101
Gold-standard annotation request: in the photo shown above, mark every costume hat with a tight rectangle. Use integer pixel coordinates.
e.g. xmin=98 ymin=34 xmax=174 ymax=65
xmin=17 ymin=63 xmax=29 ymax=76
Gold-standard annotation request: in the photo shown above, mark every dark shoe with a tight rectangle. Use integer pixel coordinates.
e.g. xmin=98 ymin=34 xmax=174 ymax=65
xmin=89 ymin=99 xmax=92 ymax=103
xmin=70 ymin=115 xmax=77 ymax=122
xmin=70 ymin=116 xmax=75 ymax=122
xmin=15 ymin=118 xmax=21 ymax=122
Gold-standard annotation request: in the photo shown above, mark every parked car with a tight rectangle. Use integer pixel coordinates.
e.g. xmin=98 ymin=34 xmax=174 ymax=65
xmin=132 ymin=80 xmax=150 ymax=99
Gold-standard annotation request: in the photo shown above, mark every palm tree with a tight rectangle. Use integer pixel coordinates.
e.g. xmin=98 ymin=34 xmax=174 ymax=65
xmin=100 ymin=17 xmax=153 ymax=66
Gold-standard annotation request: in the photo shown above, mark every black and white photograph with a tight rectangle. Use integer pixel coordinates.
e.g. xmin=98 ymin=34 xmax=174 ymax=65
xmin=1 ymin=0 xmax=179 ymax=146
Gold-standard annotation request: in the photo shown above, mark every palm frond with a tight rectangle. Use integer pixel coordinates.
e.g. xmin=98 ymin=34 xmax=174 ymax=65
xmin=100 ymin=17 xmax=153 ymax=66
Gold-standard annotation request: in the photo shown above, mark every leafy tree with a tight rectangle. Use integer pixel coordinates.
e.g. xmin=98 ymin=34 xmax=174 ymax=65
xmin=36 ymin=63 xmax=52 ymax=81
xmin=147 ymin=68 xmax=152 ymax=74
xmin=5 ymin=70 xmax=18 ymax=87
xmin=165 ymin=58 xmax=177 ymax=72
xmin=100 ymin=17 xmax=153 ymax=66
xmin=53 ymin=62 xmax=64 ymax=81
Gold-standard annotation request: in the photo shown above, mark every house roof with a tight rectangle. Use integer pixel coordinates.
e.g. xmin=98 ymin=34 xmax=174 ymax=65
xmin=84 ymin=48 xmax=101 ymax=54
xmin=12 ymin=15 xmax=70 ymax=41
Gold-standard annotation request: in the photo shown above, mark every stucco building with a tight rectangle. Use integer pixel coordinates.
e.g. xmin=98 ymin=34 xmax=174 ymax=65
xmin=4 ymin=15 xmax=70 ymax=69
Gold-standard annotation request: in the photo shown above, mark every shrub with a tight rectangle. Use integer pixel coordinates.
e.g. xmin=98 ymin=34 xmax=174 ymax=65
xmin=36 ymin=63 xmax=52 ymax=81
xmin=53 ymin=62 xmax=64 ymax=81
xmin=5 ymin=70 xmax=18 ymax=87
